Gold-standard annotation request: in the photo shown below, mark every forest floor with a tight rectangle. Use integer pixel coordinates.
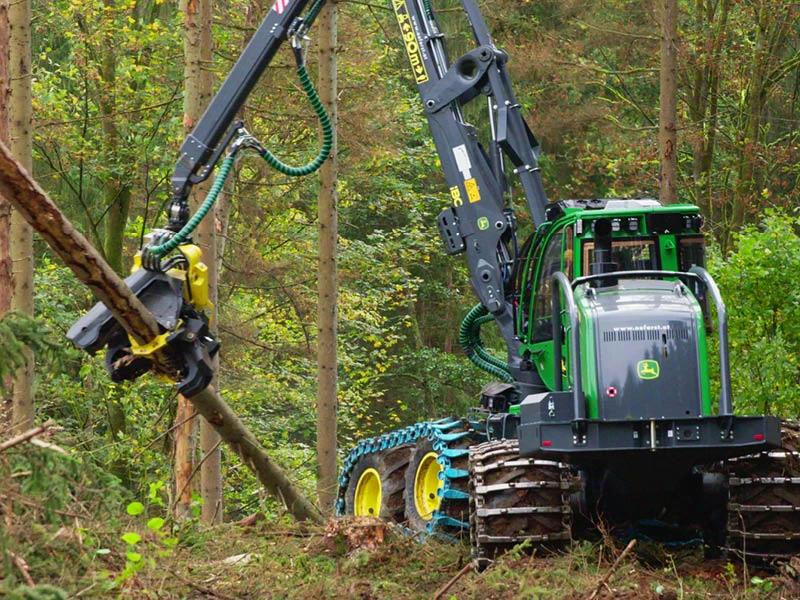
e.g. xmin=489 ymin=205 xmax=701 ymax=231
xmin=4 ymin=513 xmax=800 ymax=599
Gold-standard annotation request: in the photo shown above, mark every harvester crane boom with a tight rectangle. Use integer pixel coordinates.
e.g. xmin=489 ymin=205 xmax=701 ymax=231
xmin=167 ymin=0 xmax=550 ymax=383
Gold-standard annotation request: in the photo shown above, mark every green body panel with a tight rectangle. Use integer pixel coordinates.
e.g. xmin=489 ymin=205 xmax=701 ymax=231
xmin=516 ymin=200 xmax=711 ymax=418
xmin=575 ymin=288 xmax=600 ymax=418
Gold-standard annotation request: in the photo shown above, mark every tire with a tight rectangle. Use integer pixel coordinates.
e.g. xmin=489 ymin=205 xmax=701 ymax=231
xmin=344 ymin=445 xmax=411 ymax=521
xmin=404 ymin=430 xmax=474 ymax=536
xmin=404 ymin=437 xmax=442 ymax=532
xmin=469 ymin=439 xmax=572 ymax=568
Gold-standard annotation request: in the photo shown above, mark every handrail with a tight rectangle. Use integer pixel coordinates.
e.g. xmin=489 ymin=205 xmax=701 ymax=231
xmin=551 ymin=272 xmax=585 ymax=420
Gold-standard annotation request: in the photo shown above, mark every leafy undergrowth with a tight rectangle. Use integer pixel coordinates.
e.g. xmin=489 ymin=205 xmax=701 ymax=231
xmin=4 ymin=510 xmax=800 ymax=599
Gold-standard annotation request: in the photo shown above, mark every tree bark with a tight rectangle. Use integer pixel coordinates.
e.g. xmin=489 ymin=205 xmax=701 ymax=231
xmin=316 ymin=0 xmax=338 ymax=514
xmin=657 ymin=0 xmax=678 ymax=205
xmin=0 ymin=0 xmax=12 ymax=427
xmin=174 ymin=0 xmax=202 ymax=521
xmin=8 ymin=0 xmax=33 ymax=432
xmin=173 ymin=393 xmax=198 ymax=518
xmin=687 ymin=0 xmax=728 ymax=227
xmin=101 ymin=0 xmax=131 ymax=275
xmin=0 ymin=140 xmax=323 ymax=523
xmin=196 ymin=0 xmax=223 ymax=525
xmin=174 ymin=0 xmax=223 ymax=521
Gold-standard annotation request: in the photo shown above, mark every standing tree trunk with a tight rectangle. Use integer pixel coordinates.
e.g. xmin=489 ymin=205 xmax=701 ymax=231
xmin=173 ymin=0 xmax=207 ymax=520
xmin=0 ymin=0 xmax=12 ymax=427
xmin=100 ymin=13 xmax=130 ymax=437
xmin=657 ymin=0 xmax=678 ymax=205
xmin=686 ymin=0 xmax=729 ymax=231
xmin=316 ymin=0 xmax=338 ymax=514
xmin=101 ymin=0 xmax=132 ymax=275
xmin=196 ymin=0 xmax=223 ymax=525
xmin=8 ymin=0 xmax=33 ymax=432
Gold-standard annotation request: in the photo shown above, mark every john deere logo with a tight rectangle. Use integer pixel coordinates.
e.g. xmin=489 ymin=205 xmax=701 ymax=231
xmin=477 ymin=217 xmax=490 ymax=230
xmin=637 ymin=360 xmax=660 ymax=379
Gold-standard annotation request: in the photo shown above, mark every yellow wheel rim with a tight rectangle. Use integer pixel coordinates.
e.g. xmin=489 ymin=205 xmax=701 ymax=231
xmin=354 ymin=468 xmax=382 ymax=517
xmin=414 ymin=452 xmax=443 ymax=520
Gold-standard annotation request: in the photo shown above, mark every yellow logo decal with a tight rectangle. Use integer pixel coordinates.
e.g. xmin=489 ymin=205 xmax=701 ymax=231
xmin=637 ymin=360 xmax=660 ymax=380
xmin=391 ymin=0 xmax=429 ymax=84
xmin=465 ymin=178 xmax=481 ymax=203
xmin=450 ymin=186 xmax=463 ymax=207
xmin=477 ymin=217 xmax=490 ymax=231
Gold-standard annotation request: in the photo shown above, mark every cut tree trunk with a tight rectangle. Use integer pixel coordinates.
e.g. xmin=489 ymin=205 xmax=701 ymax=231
xmin=0 ymin=140 xmax=323 ymax=524
xmin=0 ymin=0 xmax=12 ymax=426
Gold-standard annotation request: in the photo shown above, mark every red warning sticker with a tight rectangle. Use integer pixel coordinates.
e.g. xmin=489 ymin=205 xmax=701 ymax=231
xmin=272 ymin=0 xmax=290 ymax=14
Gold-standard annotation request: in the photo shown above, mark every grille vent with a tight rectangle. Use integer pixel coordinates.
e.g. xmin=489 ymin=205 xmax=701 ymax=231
xmin=602 ymin=327 xmax=690 ymax=343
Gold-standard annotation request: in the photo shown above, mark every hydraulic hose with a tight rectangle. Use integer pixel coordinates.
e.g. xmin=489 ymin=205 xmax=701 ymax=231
xmin=261 ymin=52 xmax=333 ymax=177
xmin=305 ymin=0 xmax=326 ymax=25
xmin=147 ymin=153 xmax=236 ymax=259
xmin=472 ymin=314 xmax=510 ymax=372
xmin=460 ymin=304 xmax=514 ymax=383
xmin=145 ymin=43 xmax=331 ymax=263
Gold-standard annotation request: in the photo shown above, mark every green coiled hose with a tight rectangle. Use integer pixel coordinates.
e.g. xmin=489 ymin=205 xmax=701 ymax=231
xmin=147 ymin=154 xmax=236 ymax=258
xmin=146 ymin=42 xmax=331 ymax=261
xmin=261 ymin=59 xmax=333 ymax=176
xmin=460 ymin=303 xmax=514 ymax=382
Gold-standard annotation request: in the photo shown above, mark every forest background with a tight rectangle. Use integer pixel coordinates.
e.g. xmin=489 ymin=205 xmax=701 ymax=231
xmin=2 ymin=0 xmax=800 ymax=596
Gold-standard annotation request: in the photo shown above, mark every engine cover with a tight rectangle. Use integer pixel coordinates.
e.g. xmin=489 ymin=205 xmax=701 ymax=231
xmin=579 ymin=279 xmax=704 ymax=420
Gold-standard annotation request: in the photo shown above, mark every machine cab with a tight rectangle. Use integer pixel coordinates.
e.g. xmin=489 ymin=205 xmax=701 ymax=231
xmin=517 ymin=198 xmax=706 ymax=392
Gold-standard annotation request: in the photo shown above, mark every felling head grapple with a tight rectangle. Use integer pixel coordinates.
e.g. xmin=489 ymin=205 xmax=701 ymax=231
xmin=67 ymin=241 xmax=219 ymax=397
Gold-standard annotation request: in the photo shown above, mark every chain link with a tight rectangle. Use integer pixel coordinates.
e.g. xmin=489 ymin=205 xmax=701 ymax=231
xmin=336 ymin=417 xmax=486 ymax=537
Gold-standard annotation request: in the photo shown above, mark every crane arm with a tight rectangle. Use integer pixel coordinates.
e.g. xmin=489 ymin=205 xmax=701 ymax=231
xmin=70 ymin=0 xmax=552 ymax=389
xmin=169 ymin=0 xmax=550 ymax=380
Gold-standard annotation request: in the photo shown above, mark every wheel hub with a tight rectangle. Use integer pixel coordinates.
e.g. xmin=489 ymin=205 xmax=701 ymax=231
xmin=414 ymin=451 xmax=443 ymax=520
xmin=354 ymin=467 xmax=382 ymax=516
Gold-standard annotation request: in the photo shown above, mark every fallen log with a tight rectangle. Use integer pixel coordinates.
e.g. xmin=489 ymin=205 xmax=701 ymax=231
xmin=0 ymin=139 xmax=323 ymax=524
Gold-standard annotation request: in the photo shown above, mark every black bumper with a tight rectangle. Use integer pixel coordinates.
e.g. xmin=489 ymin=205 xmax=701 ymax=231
xmin=518 ymin=391 xmax=782 ymax=466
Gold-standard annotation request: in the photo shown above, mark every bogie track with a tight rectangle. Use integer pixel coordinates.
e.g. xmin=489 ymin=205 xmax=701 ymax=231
xmin=725 ymin=428 xmax=800 ymax=564
xmin=337 ymin=417 xmax=486 ymax=536
xmin=469 ymin=439 xmax=573 ymax=569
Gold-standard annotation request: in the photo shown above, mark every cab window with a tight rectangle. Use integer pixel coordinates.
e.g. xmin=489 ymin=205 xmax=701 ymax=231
xmin=531 ymin=229 xmax=565 ymax=342
xmin=581 ymin=238 xmax=657 ymax=274
xmin=678 ymin=235 xmax=705 ymax=271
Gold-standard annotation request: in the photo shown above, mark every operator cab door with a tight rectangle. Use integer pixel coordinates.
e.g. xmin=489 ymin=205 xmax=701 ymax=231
xmin=522 ymin=224 xmax=571 ymax=391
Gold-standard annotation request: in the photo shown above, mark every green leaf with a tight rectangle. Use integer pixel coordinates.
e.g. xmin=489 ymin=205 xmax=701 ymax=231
xmin=95 ymin=548 xmax=111 ymax=555
xmin=121 ymin=532 xmax=141 ymax=545
xmin=126 ymin=501 xmax=145 ymax=516
xmin=146 ymin=517 xmax=165 ymax=531
xmin=126 ymin=551 xmax=142 ymax=563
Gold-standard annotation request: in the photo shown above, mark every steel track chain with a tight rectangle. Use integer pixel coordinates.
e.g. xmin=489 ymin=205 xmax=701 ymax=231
xmin=469 ymin=438 xmax=572 ymax=569
xmin=336 ymin=416 xmax=487 ymax=537
xmin=725 ymin=447 xmax=800 ymax=563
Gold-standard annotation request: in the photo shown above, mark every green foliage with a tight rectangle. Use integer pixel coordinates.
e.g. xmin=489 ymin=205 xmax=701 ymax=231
xmin=5 ymin=585 xmax=68 ymax=600
xmin=709 ymin=210 xmax=800 ymax=416
xmin=0 ymin=312 xmax=61 ymax=385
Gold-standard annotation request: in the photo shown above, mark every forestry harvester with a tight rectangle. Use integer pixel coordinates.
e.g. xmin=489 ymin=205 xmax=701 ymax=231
xmin=67 ymin=0 xmax=800 ymax=565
